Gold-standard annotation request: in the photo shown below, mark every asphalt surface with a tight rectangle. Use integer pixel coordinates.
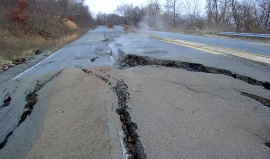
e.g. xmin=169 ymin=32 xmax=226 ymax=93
xmin=147 ymin=30 xmax=270 ymax=56
xmin=12 ymin=28 xmax=120 ymax=79
xmin=112 ymin=33 xmax=270 ymax=82
xmin=117 ymin=66 xmax=270 ymax=159
xmin=0 ymin=26 xmax=121 ymax=158
xmin=0 ymin=26 xmax=269 ymax=158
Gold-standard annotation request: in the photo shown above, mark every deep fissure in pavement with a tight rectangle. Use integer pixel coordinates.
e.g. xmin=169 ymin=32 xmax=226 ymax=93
xmin=0 ymin=132 xmax=13 ymax=149
xmin=122 ymin=54 xmax=270 ymax=149
xmin=91 ymin=57 xmax=99 ymax=62
xmin=81 ymin=68 xmax=111 ymax=85
xmin=241 ymin=92 xmax=270 ymax=147
xmin=241 ymin=92 xmax=270 ymax=107
xmin=1 ymin=94 xmax=11 ymax=108
xmin=17 ymin=92 xmax=38 ymax=126
xmin=81 ymin=68 xmax=146 ymax=158
xmin=0 ymin=70 xmax=63 ymax=150
xmin=112 ymin=81 xmax=146 ymax=159
xmin=123 ymin=54 xmax=270 ymax=90
xmin=0 ymin=91 xmax=38 ymax=150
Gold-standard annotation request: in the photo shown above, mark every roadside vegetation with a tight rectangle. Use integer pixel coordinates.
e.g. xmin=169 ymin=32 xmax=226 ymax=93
xmin=0 ymin=0 xmax=96 ymax=69
xmin=96 ymin=0 xmax=270 ymax=34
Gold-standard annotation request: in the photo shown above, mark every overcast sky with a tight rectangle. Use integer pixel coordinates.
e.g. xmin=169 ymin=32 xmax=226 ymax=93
xmin=85 ymin=0 xmax=148 ymax=15
xmin=84 ymin=0 xmax=206 ymax=16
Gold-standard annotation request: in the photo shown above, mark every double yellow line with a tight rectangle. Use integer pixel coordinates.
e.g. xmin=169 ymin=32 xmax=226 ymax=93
xmin=151 ymin=36 xmax=270 ymax=69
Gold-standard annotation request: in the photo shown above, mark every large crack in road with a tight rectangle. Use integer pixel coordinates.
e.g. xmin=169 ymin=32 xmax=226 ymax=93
xmin=121 ymin=53 xmax=270 ymax=147
xmin=1 ymin=27 xmax=269 ymax=157
xmin=113 ymin=81 xmax=147 ymax=159
xmin=2 ymin=53 xmax=268 ymax=156
xmin=0 ymin=70 xmax=63 ymax=150
xmin=123 ymin=54 xmax=270 ymax=90
xmin=81 ymin=68 xmax=147 ymax=158
xmin=121 ymin=54 xmax=270 ymax=112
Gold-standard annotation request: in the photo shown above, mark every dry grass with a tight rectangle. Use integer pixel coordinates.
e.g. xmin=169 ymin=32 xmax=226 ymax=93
xmin=63 ymin=18 xmax=78 ymax=30
xmin=107 ymin=23 xmax=114 ymax=29
xmin=0 ymin=28 xmax=88 ymax=66
xmin=0 ymin=7 xmax=93 ymax=67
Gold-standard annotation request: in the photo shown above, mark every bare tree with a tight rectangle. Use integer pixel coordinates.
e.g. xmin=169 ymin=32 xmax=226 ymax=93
xmin=165 ymin=0 xmax=181 ymax=28
xmin=96 ymin=12 xmax=124 ymax=25
xmin=231 ymin=0 xmax=242 ymax=32
xmin=265 ymin=0 xmax=270 ymax=33
xmin=115 ymin=3 xmax=145 ymax=26
xmin=144 ymin=0 xmax=162 ymax=28
xmin=146 ymin=0 xmax=161 ymax=16
xmin=183 ymin=0 xmax=203 ymax=28
xmin=206 ymin=0 xmax=231 ymax=30
xmin=231 ymin=0 xmax=269 ymax=33
xmin=116 ymin=3 xmax=134 ymax=25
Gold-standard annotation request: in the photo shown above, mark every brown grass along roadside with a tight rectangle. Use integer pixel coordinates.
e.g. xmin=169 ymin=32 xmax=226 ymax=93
xmin=0 ymin=27 xmax=89 ymax=72
xmin=107 ymin=23 xmax=114 ymax=29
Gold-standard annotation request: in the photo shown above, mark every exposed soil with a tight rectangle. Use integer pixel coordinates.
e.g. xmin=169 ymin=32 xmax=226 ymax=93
xmin=112 ymin=81 xmax=147 ymax=159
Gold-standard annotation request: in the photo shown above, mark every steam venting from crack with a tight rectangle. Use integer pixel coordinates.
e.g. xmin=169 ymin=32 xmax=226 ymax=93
xmin=139 ymin=15 xmax=168 ymax=32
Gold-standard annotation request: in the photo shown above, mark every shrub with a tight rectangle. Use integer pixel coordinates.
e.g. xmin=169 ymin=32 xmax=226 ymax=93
xmin=107 ymin=23 xmax=114 ymax=28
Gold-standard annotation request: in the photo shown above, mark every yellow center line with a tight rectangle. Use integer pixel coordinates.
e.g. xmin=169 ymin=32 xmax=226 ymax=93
xmin=151 ymin=36 xmax=270 ymax=70
xmin=160 ymin=39 xmax=224 ymax=56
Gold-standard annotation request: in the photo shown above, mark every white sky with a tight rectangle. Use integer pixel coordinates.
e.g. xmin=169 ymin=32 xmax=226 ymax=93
xmin=85 ymin=0 xmax=148 ymax=15
xmin=84 ymin=0 xmax=206 ymax=16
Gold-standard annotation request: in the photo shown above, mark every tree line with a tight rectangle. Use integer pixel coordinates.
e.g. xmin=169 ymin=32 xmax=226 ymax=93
xmin=0 ymin=0 xmax=96 ymax=36
xmin=96 ymin=0 xmax=270 ymax=33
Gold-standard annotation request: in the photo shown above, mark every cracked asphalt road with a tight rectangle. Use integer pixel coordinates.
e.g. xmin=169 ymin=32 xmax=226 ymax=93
xmin=0 ymin=26 xmax=270 ymax=158
xmin=118 ymin=66 xmax=270 ymax=158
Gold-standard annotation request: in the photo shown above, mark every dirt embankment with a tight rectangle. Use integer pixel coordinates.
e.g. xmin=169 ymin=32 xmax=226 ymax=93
xmin=0 ymin=17 xmax=95 ymax=72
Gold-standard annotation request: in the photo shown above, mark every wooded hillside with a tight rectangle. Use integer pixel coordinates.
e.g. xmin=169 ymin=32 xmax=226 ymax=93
xmin=0 ymin=0 xmax=96 ymax=66
xmin=0 ymin=0 xmax=96 ymax=37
